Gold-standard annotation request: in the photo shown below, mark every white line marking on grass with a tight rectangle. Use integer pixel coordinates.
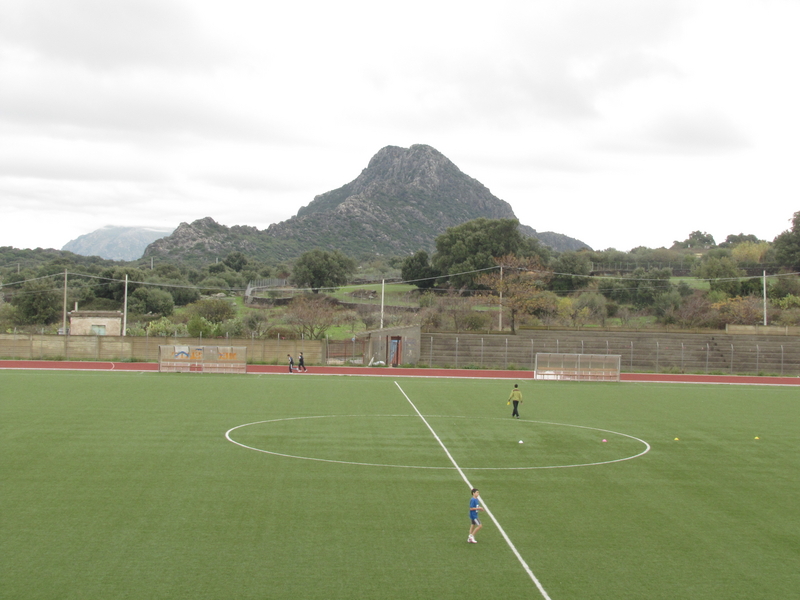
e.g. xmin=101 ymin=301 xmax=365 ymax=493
xmin=393 ymin=381 xmax=553 ymax=600
xmin=226 ymin=415 xmax=650 ymax=470
xmin=226 ymin=416 xmax=455 ymax=469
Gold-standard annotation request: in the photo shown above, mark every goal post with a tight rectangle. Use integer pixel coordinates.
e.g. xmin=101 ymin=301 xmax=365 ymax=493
xmin=158 ymin=345 xmax=247 ymax=374
xmin=534 ymin=353 xmax=621 ymax=382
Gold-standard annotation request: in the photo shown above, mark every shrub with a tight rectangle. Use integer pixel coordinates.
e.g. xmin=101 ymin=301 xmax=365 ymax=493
xmin=461 ymin=311 xmax=492 ymax=331
xmin=187 ymin=315 xmax=215 ymax=338
xmin=187 ymin=297 xmax=237 ymax=323
xmin=147 ymin=317 xmax=188 ymax=337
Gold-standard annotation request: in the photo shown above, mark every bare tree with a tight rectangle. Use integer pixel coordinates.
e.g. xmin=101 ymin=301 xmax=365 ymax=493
xmin=284 ymin=295 xmax=339 ymax=339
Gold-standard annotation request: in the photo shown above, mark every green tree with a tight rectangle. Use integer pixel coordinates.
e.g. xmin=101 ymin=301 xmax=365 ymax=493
xmin=146 ymin=317 xmax=187 ymax=337
xmin=652 ymin=290 xmax=683 ymax=324
xmin=549 ymin=252 xmax=592 ymax=294
xmin=731 ymin=241 xmax=770 ymax=264
xmin=186 ymin=314 xmax=216 ymax=338
xmin=153 ymin=264 xmax=183 ymax=279
xmin=163 ymin=281 xmax=201 ymax=306
xmin=129 ymin=287 xmax=174 ymax=316
xmin=476 ymin=255 xmax=552 ymax=332
xmin=0 ymin=302 xmax=18 ymax=331
xmin=197 ymin=277 xmax=230 ymax=294
xmin=223 ymin=251 xmax=248 ymax=272
xmin=401 ymin=251 xmax=439 ymax=289
xmin=631 ymin=267 xmax=673 ymax=308
xmin=768 ymin=275 xmax=800 ymax=299
xmin=673 ymin=231 xmax=716 ymax=249
xmin=187 ymin=297 xmax=236 ymax=323
xmin=719 ymin=233 xmax=761 ymax=248
xmin=10 ymin=278 xmax=62 ymax=325
xmin=773 ymin=211 xmax=800 ymax=269
xmin=695 ymin=257 xmax=744 ymax=297
xmin=431 ymin=218 xmax=548 ymax=289
xmin=96 ymin=267 xmax=148 ymax=302
xmin=574 ymin=292 xmax=609 ymax=326
xmin=291 ymin=249 xmax=356 ymax=293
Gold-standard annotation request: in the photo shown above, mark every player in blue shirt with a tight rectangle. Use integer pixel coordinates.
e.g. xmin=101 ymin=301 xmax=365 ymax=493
xmin=468 ymin=488 xmax=484 ymax=543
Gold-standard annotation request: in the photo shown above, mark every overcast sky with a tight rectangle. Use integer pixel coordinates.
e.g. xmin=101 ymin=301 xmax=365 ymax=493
xmin=1 ymin=0 xmax=798 ymax=255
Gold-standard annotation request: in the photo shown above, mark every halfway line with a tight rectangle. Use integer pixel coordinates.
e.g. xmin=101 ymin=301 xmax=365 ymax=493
xmin=393 ymin=381 xmax=552 ymax=600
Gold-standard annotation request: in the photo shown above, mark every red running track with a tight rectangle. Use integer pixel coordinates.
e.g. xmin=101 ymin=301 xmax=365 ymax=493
xmin=1 ymin=360 xmax=799 ymax=385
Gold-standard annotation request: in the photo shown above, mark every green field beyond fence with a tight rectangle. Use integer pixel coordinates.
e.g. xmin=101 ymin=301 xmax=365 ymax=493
xmin=1 ymin=371 xmax=797 ymax=599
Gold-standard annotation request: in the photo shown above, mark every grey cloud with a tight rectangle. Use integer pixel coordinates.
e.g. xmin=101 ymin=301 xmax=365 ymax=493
xmin=0 ymin=72 xmax=292 ymax=144
xmin=548 ymin=0 xmax=686 ymax=56
xmin=0 ymin=157 xmax=166 ymax=183
xmin=645 ymin=110 xmax=752 ymax=153
xmin=598 ymin=110 xmax=752 ymax=156
xmin=461 ymin=152 xmax=592 ymax=174
xmin=430 ymin=1 xmax=687 ymax=123
xmin=199 ymin=173 xmax=300 ymax=193
xmin=0 ymin=0 xmax=227 ymax=70
xmin=591 ymin=53 xmax=682 ymax=91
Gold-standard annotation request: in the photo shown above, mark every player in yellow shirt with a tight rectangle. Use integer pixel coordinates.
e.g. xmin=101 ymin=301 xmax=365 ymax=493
xmin=508 ymin=384 xmax=523 ymax=419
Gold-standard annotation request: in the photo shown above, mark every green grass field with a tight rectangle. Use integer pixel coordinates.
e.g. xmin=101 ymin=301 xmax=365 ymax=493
xmin=1 ymin=371 xmax=797 ymax=599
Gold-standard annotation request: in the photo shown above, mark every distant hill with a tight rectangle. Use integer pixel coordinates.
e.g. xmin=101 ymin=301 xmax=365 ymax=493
xmin=144 ymin=144 xmax=590 ymax=265
xmin=63 ymin=226 xmax=175 ymax=261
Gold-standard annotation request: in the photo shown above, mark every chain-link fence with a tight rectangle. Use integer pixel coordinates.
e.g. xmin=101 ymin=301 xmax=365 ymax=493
xmin=420 ymin=332 xmax=800 ymax=376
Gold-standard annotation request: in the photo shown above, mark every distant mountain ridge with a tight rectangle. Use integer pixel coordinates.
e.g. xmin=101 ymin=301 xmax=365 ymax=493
xmin=143 ymin=144 xmax=589 ymax=265
xmin=62 ymin=226 xmax=174 ymax=261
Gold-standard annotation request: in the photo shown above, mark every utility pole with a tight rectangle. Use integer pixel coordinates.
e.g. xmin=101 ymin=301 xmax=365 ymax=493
xmin=380 ymin=279 xmax=385 ymax=329
xmin=763 ymin=270 xmax=768 ymax=326
xmin=123 ymin=274 xmax=129 ymax=336
xmin=62 ymin=269 xmax=68 ymax=335
xmin=498 ymin=264 xmax=503 ymax=331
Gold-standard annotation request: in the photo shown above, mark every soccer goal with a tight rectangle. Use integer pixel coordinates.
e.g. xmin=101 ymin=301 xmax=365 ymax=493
xmin=158 ymin=345 xmax=247 ymax=374
xmin=534 ymin=353 xmax=621 ymax=382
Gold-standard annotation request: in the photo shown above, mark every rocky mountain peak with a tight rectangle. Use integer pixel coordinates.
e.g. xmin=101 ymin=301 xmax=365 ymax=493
xmin=142 ymin=144 xmax=589 ymax=265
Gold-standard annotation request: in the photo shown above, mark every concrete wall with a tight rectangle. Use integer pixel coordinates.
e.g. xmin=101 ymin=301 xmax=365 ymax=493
xmin=0 ymin=334 xmax=325 ymax=364
xmin=2 ymin=329 xmax=799 ymax=375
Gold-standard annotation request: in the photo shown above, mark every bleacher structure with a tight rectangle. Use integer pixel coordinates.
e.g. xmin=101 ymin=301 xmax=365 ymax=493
xmin=534 ymin=353 xmax=621 ymax=381
xmin=158 ymin=345 xmax=247 ymax=374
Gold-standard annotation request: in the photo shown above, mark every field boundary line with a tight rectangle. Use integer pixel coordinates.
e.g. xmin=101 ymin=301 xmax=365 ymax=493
xmin=393 ymin=381 xmax=553 ymax=600
xmin=3 ymin=360 xmax=800 ymax=386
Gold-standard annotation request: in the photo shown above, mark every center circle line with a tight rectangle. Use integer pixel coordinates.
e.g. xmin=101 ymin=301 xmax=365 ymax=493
xmin=225 ymin=415 xmax=651 ymax=470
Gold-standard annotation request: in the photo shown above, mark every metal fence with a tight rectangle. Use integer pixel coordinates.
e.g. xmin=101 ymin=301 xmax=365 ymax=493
xmin=2 ymin=332 xmax=799 ymax=376
xmin=420 ymin=333 xmax=800 ymax=376
xmin=325 ymin=338 xmax=368 ymax=365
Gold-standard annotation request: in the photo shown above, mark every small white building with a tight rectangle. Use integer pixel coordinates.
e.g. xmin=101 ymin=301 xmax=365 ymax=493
xmin=68 ymin=310 xmax=124 ymax=336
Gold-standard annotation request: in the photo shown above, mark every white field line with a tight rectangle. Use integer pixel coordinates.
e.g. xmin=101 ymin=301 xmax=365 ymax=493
xmin=225 ymin=415 xmax=650 ymax=471
xmin=393 ymin=381 xmax=553 ymax=600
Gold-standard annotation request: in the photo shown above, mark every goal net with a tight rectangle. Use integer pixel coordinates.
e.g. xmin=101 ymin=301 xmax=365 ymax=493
xmin=534 ymin=353 xmax=621 ymax=382
xmin=158 ymin=345 xmax=247 ymax=374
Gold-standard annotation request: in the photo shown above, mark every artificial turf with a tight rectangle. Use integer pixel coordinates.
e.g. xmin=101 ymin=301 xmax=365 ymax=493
xmin=1 ymin=370 xmax=797 ymax=599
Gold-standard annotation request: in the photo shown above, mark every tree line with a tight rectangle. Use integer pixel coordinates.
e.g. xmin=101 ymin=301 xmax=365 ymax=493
xmin=2 ymin=210 xmax=800 ymax=336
